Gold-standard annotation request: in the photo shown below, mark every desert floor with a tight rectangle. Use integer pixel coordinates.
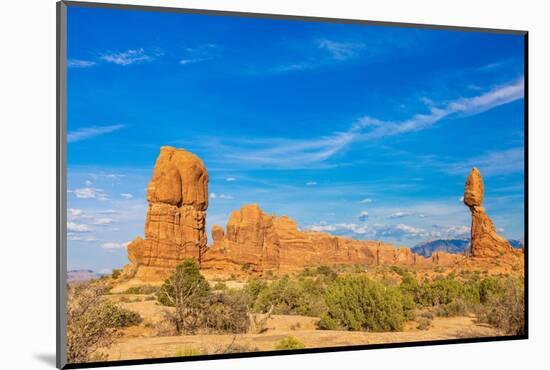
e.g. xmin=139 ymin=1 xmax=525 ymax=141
xmin=103 ymin=293 xmax=501 ymax=361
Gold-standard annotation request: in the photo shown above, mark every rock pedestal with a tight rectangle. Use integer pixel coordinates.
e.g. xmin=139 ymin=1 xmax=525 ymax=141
xmin=463 ymin=168 xmax=512 ymax=258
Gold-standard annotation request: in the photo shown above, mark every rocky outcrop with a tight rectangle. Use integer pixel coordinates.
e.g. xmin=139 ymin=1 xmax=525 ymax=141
xmin=125 ymin=146 xmax=208 ymax=281
xmin=122 ymin=149 xmax=522 ymax=281
xmin=202 ymin=204 xmax=464 ymax=275
xmin=463 ymin=168 xmax=514 ymax=259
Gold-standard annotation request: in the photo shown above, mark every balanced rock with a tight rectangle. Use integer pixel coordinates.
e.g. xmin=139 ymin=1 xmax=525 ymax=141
xmin=127 ymin=146 xmax=208 ymax=280
xmin=463 ymin=168 xmax=512 ymax=258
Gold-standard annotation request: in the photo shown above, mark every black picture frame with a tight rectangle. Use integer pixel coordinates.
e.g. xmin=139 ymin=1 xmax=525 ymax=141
xmin=56 ymin=1 xmax=529 ymax=368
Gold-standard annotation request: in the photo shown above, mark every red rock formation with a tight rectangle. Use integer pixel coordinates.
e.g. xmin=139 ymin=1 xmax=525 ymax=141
xmin=125 ymin=146 xmax=209 ymax=280
xmin=463 ymin=168 xmax=514 ymax=259
xmin=123 ymin=150 xmax=526 ymax=282
xmin=202 ymin=204 xmax=464 ymax=276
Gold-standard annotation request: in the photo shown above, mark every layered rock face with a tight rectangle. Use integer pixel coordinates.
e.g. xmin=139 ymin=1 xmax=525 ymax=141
xmin=126 ymin=146 xmax=208 ymax=280
xmin=201 ymin=204 xmax=464 ymax=275
xmin=463 ymin=168 xmax=514 ymax=258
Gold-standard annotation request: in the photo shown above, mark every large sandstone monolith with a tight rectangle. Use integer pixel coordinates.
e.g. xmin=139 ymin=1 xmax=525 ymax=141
xmin=463 ymin=167 xmax=512 ymax=258
xmin=127 ymin=146 xmax=208 ymax=281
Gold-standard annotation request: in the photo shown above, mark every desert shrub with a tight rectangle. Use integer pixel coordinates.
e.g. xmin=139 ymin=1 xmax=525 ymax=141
xmin=416 ymin=316 xmax=432 ymax=330
xmin=418 ymin=277 xmax=462 ymax=306
xmin=173 ymin=347 xmax=202 ymax=357
xmin=316 ymin=265 xmax=338 ymax=281
xmin=275 ymin=336 xmax=306 ymax=350
xmin=390 ymin=266 xmax=408 ymax=276
xmin=213 ymin=281 xmax=227 ymax=291
xmin=111 ymin=269 xmax=121 ymax=279
xmin=477 ymin=277 xmax=525 ymax=335
xmin=252 ymin=277 xmax=327 ymax=316
xmin=203 ymin=291 xmax=250 ymax=333
xmin=119 ymin=296 xmax=131 ymax=303
xmin=318 ymin=275 xmax=414 ymax=332
xmin=66 ymin=281 xmax=141 ymax=363
xmin=401 ymin=273 xmax=524 ymax=328
xmin=158 ymin=260 xmax=250 ymax=334
xmin=123 ymin=285 xmax=158 ymax=295
xmin=243 ymin=279 xmax=268 ymax=306
xmin=436 ymin=298 xmax=469 ymax=317
xmin=110 ymin=307 xmax=143 ymax=327
xmin=157 ymin=260 xmax=211 ymax=334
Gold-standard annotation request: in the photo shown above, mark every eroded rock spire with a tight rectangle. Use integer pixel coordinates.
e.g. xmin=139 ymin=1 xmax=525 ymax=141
xmin=464 ymin=167 xmax=512 ymax=258
xmin=126 ymin=146 xmax=208 ymax=280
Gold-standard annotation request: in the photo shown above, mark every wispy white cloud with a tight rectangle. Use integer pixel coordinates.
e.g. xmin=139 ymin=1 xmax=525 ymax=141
xmin=359 ymin=198 xmax=373 ymax=203
xmin=68 ymin=208 xmax=84 ymax=219
xmin=67 ymin=222 xmax=93 ymax=233
xmin=101 ymin=241 xmax=130 ymax=250
xmin=68 ymin=124 xmax=125 ymax=143
xmin=225 ymin=177 xmax=236 ymax=182
xmin=305 ymin=222 xmax=426 ymax=241
xmin=180 ymin=58 xmax=207 ymax=65
xmin=354 ymin=77 xmax=524 ymax=141
xmin=210 ymin=193 xmax=234 ymax=200
xmin=120 ymin=193 xmax=133 ymax=199
xmin=93 ymin=217 xmax=114 ymax=226
xmin=358 ymin=211 xmax=369 ymax=221
xmin=430 ymin=224 xmax=470 ymax=239
xmin=389 ymin=211 xmax=414 ymax=219
xmin=67 ymin=234 xmax=98 ymax=242
xmin=71 ymin=187 xmax=108 ymax=200
xmin=318 ymin=39 xmax=366 ymax=60
xmin=308 ymin=224 xmax=337 ymax=232
xmin=100 ymin=48 xmax=151 ymax=65
xmin=306 ymin=181 xmax=317 ymax=186
xmin=195 ymin=78 xmax=523 ymax=169
xmin=68 ymin=59 xmax=96 ymax=68
xmin=97 ymin=209 xmax=119 ymax=215
xmin=179 ymin=44 xmax=219 ymax=66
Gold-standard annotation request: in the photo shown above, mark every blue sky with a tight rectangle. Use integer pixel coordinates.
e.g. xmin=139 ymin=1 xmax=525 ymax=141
xmin=66 ymin=6 xmax=525 ymax=273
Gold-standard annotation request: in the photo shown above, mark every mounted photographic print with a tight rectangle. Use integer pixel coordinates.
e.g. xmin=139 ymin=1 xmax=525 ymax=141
xmin=56 ymin=1 xmax=528 ymax=368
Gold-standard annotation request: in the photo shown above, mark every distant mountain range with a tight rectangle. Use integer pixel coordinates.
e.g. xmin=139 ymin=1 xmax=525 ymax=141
xmin=67 ymin=269 xmax=103 ymax=283
xmin=411 ymin=238 xmax=524 ymax=257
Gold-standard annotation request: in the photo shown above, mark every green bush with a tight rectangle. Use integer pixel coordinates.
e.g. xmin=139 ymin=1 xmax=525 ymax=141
xmin=110 ymin=306 xmax=143 ymax=328
xmin=319 ymin=275 xmax=414 ymax=332
xmin=66 ymin=281 xmax=141 ymax=363
xmin=213 ymin=281 xmax=227 ymax=291
xmin=124 ymin=285 xmax=158 ymax=295
xmin=253 ymin=277 xmax=327 ymax=316
xmin=158 ymin=260 xmax=250 ymax=334
xmin=156 ymin=260 xmax=210 ymax=307
xmin=477 ymin=277 xmax=525 ymax=335
xmin=275 ymin=336 xmax=306 ymax=350
xmin=416 ymin=316 xmax=432 ymax=330
xmin=436 ymin=298 xmax=469 ymax=317
xmin=203 ymin=291 xmax=250 ymax=333
xmin=173 ymin=347 xmax=202 ymax=357
xmin=316 ymin=265 xmax=338 ymax=281
xmin=243 ymin=279 xmax=268 ymax=306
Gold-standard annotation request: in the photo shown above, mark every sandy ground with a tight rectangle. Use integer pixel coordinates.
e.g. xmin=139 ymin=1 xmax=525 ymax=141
xmin=103 ymin=299 xmax=501 ymax=361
